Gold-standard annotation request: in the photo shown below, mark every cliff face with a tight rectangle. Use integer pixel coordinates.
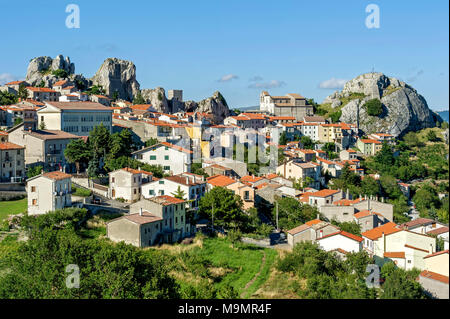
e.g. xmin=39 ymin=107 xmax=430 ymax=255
xmin=140 ymin=87 xmax=169 ymax=113
xmin=91 ymin=58 xmax=140 ymax=101
xmin=194 ymin=91 xmax=230 ymax=123
xmin=323 ymin=72 xmax=441 ymax=137
xmin=26 ymin=54 xmax=77 ymax=86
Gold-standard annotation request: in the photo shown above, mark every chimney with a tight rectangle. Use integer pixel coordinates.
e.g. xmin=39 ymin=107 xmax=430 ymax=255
xmin=429 ymin=244 xmax=433 ymax=254
xmin=381 ymin=197 xmax=384 ymax=203
xmin=317 ymin=213 xmax=320 ymax=220
xmin=359 ymin=194 xmax=362 ymax=200
xmin=186 ymin=177 xmax=189 ymax=185
xmin=139 ymin=207 xmax=143 ymax=216
xmin=346 ymin=189 xmax=350 ymax=200
xmin=382 ymin=232 xmax=386 ymax=253
xmin=365 ymin=194 xmax=367 ymax=200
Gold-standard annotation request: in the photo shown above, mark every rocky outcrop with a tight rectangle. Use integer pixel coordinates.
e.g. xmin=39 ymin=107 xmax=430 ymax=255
xmin=25 ymin=54 xmax=76 ymax=86
xmin=140 ymin=87 xmax=169 ymax=113
xmin=91 ymin=58 xmax=140 ymax=101
xmin=192 ymin=91 xmax=230 ymax=123
xmin=323 ymin=72 xmax=441 ymax=137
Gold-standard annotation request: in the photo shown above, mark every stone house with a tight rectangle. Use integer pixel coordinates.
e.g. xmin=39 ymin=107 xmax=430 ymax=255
xmin=286 ymin=219 xmax=340 ymax=248
xmin=0 ymin=142 xmax=26 ymax=183
xmin=132 ymin=142 xmax=192 ymax=176
xmin=27 ymin=171 xmax=72 ymax=215
xmin=108 ymin=167 xmax=155 ymax=202
xmin=129 ymin=195 xmax=191 ymax=243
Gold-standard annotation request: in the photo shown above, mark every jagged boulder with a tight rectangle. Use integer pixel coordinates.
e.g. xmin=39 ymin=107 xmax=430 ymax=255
xmin=140 ymin=87 xmax=169 ymax=113
xmin=25 ymin=54 xmax=75 ymax=86
xmin=324 ymin=72 xmax=441 ymax=137
xmin=193 ymin=91 xmax=230 ymax=123
xmin=91 ymin=58 xmax=140 ymax=101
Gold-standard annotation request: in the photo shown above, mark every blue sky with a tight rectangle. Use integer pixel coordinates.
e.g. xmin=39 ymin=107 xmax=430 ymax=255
xmin=0 ymin=0 xmax=448 ymax=110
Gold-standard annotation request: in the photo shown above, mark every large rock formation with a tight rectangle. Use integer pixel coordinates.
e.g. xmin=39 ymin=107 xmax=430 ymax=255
xmin=91 ymin=58 xmax=140 ymax=101
xmin=26 ymin=54 xmax=76 ymax=86
xmin=323 ymin=72 xmax=441 ymax=137
xmin=194 ymin=91 xmax=230 ymax=123
xmin=140 ymin=87 xmax=169 ymax=113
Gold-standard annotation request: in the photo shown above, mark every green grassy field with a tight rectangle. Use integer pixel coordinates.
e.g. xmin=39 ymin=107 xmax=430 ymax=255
xmin=0 ymin=198 xmax=27 ymax=221
xmin=163 ymin=236 xmax=278 ymax=297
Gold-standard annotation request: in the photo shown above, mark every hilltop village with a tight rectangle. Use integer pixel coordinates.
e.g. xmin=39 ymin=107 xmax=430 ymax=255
xmin=0 ymin=56 xmax=448 ymax=299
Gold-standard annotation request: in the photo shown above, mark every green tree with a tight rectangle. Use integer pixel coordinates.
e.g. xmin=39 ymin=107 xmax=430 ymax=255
xmin=364 ymin=99 xmax=383 ymax=116
xmin=13 ymin=118 xmax=23 ymax=126
xmin=330 ymin=220 xmax=362 ymax=236
xmin=279 ymin=131 xmax=288 ymax=145
xmin=199 ymin=187 xmax=245 ymax=229
xmin=39 ymin=121 xmax=46 ymax=130
xmin=272 ymin=197 xmax=319 ymax=230
xmin=18 ymin=83 xmax=29 ymax=100
xmin=380 ymin=263 xmax=426 ymax=299
xmin=171 ymin=186 xmax=187 ymax=200
xmin=300 ymin=136 xmax=314 ymax=150
xmin=426 ymin=130 xmax=438 ymax=142
xmin=361 ymin=176 xmax=380 ymax=197
xmin=0 ymin=91 xmax=18 ymax=105
xmin=64 ymin=139 xmax=92 ymax=173
xmin=403 ymin=132 xmax=421 ymax=148
xmin=133 ymin=92 xmax=146 ymax=104
xmin=88 ymin=123 xmax=111 ymax=160
xmin=329 ymin=110 xmax=342 ymax=123
xmin=51 ymin=69 xmax=68 ymax=78
xmin=26 ymin=165 xmax=43 ymax=179
xmin=145 ymin=138 xmax=159 ymax=147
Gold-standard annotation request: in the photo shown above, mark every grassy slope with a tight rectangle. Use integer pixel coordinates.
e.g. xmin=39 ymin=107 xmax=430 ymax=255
xmin=0 ymin=198 xmax=27 ymax=221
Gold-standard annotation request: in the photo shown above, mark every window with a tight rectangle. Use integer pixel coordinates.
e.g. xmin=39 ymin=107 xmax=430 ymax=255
xmin=31 ymin=186 xmax=36 ymax=192
xmin=163 ymin=166 xmax=170 ymax=170
xmin=150 ymin=155 xmax=156 ymax=160
xmin=111 ymin=177 xmax=115 ymax=183
xmin=164 ymin=155 xmax=169 ymax=160
xmin=32 ymin=199 xmax=37 ymax=205
xmin=159 ymin=180 xmax=164 ymax=184
xmin=149 ymin=189 xmax=155 ymax=195
xmin=134 ymin=189 xmax=137 ymax=194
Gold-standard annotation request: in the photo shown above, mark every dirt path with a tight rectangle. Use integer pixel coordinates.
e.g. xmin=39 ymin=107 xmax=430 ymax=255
xmin=240 ymin=251 xmax=267 ymax=298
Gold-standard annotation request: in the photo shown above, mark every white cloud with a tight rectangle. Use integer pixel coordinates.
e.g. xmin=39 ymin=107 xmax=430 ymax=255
xmin=218 ymin=74 xmax=239 ymax=82
xmin=248 ymin=80 xmax=286 ymax=89
xmin=249 ymin=75 xmax=263 ymax=82
xmin=318 ymin=78 xmax=347 ymax=89
xmin=0 ymin=73 xmax=16 ymax=85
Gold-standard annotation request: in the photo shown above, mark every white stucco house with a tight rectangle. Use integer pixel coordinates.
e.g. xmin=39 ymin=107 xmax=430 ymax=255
xmin=132 ymin=142 xmax=192 ymax=175
xmin=317 ymin=230 xmax=363 ymax=254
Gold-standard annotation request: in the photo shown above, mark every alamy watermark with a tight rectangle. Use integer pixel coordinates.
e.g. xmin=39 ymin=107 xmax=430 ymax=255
xmin=65 ymin=4 xmax=80 ymax=29
xmin=365 ymin=264 xmax=380 ymax=288
xmin=365 ymin=4 xmax=380 ymax=29
xmin=66 ymin=264 xmax=80 ymax=288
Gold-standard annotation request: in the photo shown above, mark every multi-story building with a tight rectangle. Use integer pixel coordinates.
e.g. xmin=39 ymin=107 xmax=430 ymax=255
xmin=7 ymin=124 xmax=80 ymax=172
xmin=206 ymin=174 xmax=255 ymax=210
xmin=107 ymin=195 xmax=191 ymax=247
xmin=37 ymin=101 xmax=113 ymax=136
xmin=357 ymin=138 xmax=382 ymax=156
xmin=260 ymin=91 xmax=313 ymax=121
xmin=27 ymin=171 xmax=72 ymax=215
xmin=142 ymin=172 xmax=207 ymax=211
xmin=132 ymin=142 xmax=192 ymax=175
xmin=276 ymin=159 xmax=321 ymax=189
xmin=108 ymin=167 xmax=155 ymax=202
xmin=0 ymin=142 xmax=25 ymax=183
xmin=26 ymin=87 xmax=60 ymax=102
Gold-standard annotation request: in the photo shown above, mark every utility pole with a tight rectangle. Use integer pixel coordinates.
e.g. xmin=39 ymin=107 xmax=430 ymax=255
xmin=276 ymin=201 xmax=279 ymax=232
xmin=212 ymin=201 xmax=214 ymax=232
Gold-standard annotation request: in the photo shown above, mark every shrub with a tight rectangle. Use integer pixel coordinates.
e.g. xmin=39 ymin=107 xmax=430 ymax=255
xmin=364 ymin=99 xmax=383 ymax=116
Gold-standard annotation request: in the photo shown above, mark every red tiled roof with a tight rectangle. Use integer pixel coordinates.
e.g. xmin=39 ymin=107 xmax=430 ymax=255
xmin=317 ymin=230 xmax=363 ymax=242
xmin=0 ymin=142 xmax=24 ymax=150
xmin=305 ymin=219 xmax=322 ymax=226
xmin=360 ymin=139 xmax=382 ymax=144
xmin=240 ymin=175 xmax=263 ymax=184
xmin=362 ymin=222 xmax=400 ymax=241
xmin=42 ymin=171 xmax=72 ymax=181
xmin=401 ymin=218 xmax=435 ymax=229
xmin=354 ymin=210 xmax=374 ymax=219
xmin=206 ymin=175 xmax=236 ymax=187
xmin=427 ymin=227 xmax=449 ymax=236
xmin=424 ymin=250 xmax=449 ymax=259
xmin=384 ymin=252 xmax=405 ymax=259
xmin=161 ymin=142 xmax=193 ymax=154
xmin=149 ymin=195 xmax=185 ymax=206
xmin=309 ymin=189 xmax=340 ymax=198
xmin=122 ymin=211 xmax=163 ymax=225
xmin=27 ymin=87 xmax=57 ymax=93
xmin=286 ymin=223 xmax=311 ymax=235
xmin=419 ymin=270 xmax=449 ymax=284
